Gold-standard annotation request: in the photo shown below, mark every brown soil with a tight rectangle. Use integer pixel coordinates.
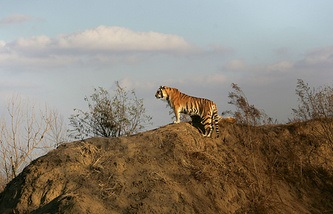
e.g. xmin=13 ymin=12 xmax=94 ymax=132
xmin=1 ymin=120 xmax=333 ymax=213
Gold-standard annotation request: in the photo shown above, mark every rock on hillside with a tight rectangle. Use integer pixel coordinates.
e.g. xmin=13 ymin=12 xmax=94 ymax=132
xmin=1 ymin=121 xmax=333 ymax=213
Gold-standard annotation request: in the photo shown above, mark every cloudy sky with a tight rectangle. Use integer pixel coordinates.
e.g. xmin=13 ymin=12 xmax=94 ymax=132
xmin=1 ymin=0 xmax=332 ymax=129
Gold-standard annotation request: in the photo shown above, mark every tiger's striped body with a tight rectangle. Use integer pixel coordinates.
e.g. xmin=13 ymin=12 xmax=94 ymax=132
xmin=155 ymin=86 xmax=219 ymax=137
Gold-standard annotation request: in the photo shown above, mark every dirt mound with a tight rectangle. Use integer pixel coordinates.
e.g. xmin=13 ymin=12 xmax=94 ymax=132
xmin=1 ymin=120 xmax=333 ymax=213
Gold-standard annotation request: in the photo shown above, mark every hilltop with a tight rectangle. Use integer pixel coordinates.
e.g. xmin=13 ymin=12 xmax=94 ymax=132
xmin=0 ymin=120 xmax=333 ymax=213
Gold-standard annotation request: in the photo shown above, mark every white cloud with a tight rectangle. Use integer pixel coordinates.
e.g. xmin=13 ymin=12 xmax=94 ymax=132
xmin=0 ymin=26 xmax=198 ymax=70
xmin=0 ymin=40 xmax=5 ymax=47
xmin=0 ymin=14 xmax=34 ymax=25
xmin=119 ymin=77 xmax=159 ymax=91
xmin=199 ymin=73 xmax=227 ymax=84
xmin=300 ymin=46 xmax=333 ymax=66
xmin=225 ymin=59 xmax=246 ymax=71
xmin=57 ymin=26 xmax=195 ymax=52
xmin=161 ymin=72 xmax=227 ymax=87
xmin=267 ymin=61 xmax=293 ymax=72
xmin=6 ymin=25 xmax=195 ymax=54
xmin=14 ymin=36 xmax=52 ymax=49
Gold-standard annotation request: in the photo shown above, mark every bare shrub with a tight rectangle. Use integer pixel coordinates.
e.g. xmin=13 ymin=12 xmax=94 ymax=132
xmin=292 ymin=79 xmax=333 ymax=145
xmin=224 ymin=83 xmax=274 ymax=126
xmin=68 ymin=81 xmax=152 ymax=139
xmin=292 ymin=79 xmax=333 ymax=120
xmin=0 ymin=95 xmax=66 ymax=186
xmin=292 ymin=79 xmax=333 ymax=123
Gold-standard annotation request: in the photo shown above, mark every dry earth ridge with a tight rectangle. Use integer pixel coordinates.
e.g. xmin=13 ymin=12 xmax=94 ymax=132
xmin=1 ymin=120 xmax=333 ymax=213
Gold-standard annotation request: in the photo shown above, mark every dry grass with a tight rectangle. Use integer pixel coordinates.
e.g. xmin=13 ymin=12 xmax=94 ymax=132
xmin=221 ymin=81 xmax=333 ymax=213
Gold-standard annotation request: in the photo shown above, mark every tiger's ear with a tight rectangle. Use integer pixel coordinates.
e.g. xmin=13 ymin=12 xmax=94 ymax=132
xmin=160 ymin=86 xmax=165 ymax=89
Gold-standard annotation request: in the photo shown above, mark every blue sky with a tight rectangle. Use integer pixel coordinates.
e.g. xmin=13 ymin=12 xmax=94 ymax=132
xmin=1 ymin=0 xmax=333 ymax=129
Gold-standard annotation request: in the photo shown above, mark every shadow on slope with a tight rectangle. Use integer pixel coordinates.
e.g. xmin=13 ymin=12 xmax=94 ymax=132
xmin=1 ymin=120 xmax=333 ymax=213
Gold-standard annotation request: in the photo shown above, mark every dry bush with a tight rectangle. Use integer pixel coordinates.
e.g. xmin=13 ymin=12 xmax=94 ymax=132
xmin=69 ymin=82 xmax=152 ymax=139
xmin=292 ymin=79 xmax=333 ymax=121
xmin=0 ymin=95 xmax=66 ymax=186
xmin=223 ymin=83 xmax=275 ymax=151
xmin=292 ymin=79 xmax=333 ymax=145
xmin=224 ymin=83 xmax=274 ymax=126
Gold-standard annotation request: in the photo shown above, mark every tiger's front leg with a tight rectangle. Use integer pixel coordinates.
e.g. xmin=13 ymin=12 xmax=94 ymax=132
xmin=173 ymin=108 xmax=181 ymax=124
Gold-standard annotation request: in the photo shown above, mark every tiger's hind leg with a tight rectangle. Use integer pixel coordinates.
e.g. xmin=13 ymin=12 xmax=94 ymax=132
xmin=202 ymin=115 xmax=213 ymax=137
xmin=202 ymin=109 xmax=219 ymax=138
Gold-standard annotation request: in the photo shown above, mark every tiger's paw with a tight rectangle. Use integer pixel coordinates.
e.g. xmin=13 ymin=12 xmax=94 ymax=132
xmin=173 ymin=120 xmax=180 ymax=124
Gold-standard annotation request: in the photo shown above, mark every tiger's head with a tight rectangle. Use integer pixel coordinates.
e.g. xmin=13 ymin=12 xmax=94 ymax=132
xmin=155 ymin=86 xmax=169 ymax=100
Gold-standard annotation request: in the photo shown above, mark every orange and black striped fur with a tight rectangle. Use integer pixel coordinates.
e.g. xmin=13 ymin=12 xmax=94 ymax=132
xmin=155 ymin=86 xmax=219 ymax=137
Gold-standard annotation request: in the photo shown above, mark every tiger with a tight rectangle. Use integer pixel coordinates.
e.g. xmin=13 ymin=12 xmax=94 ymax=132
xmin=155 ymin=86 xmax=220 ymax=137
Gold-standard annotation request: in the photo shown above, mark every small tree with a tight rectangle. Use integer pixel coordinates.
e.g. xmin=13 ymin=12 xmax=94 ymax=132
xmin=68 ymin=82 xmax=152 ymax=139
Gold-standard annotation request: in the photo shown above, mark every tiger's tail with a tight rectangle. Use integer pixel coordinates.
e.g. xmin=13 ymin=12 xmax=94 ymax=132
xmin=212 ymin=106 xmax=220 ymax=138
